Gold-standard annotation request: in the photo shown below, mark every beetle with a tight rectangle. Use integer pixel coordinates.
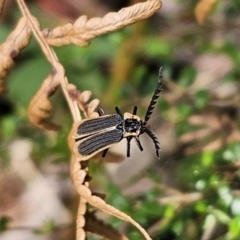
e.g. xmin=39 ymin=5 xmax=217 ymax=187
xmin=73 ymin=67 xmax=163 ymax=160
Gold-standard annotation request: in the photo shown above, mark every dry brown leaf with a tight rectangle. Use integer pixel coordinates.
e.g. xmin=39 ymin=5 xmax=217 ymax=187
xmin=79 ymin=90 xmax=92 ymax=104
xmin=187 ymin=114 xmax=222 ymax=129
xmin=28 ymin=72 xmax=61 ymax=131
xmin=67 ymin=84 xmax=100 ymax=118
xmin=158 ymin=192 xmax=202 ymax=206
xmin=179 ymin=128 xmax=215 ymax=143
xmin=180 ymin=113 xmax=240 ymax=155
xmin=0 ymin=0 xmax=5 ymax=16
xmin=85 ymin=211 xmax=129 ymax=240
xmin=44 ymin=0 xmax=162 ymax=46
xmin=195 ymin=0 xmax=217 ymax=25
xmin=0 ymin=17 xmax=31 ymax=93
xmin=85 ymin=99 xmax=100 ymax=118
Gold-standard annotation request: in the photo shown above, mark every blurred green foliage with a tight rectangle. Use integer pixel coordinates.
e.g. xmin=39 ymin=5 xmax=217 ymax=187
xmin=0 ymin=217 xmax=11 ymax=232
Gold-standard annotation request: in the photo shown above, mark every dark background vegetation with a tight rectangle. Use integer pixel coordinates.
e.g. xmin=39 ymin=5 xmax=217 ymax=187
xmin=1 ymin=0 xmax=240 ymax=240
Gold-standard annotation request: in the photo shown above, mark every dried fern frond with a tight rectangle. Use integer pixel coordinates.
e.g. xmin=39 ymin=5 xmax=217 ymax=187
xmin=67 ymin=84 xmax=99 ymax=118
xmin=76 ymin=195 xmax=88 ymax=240
xmin=44 ymin=0 xmax=162 ymax=47
xmin=67 ymin=124 xmax=152 ymax=240
xmin=195 ymin=0 xmax=217 ymax=25
xmin=0 ymin=0 xmax=5 ymax=16
xmin=0 ymin=17 xmax=31 ymax=93
xmin=85 ymin=211 xmax=128 ymax=240
xmin=28 ymin=72 xmax=61 ymax=131
xmin=69 ymin=153 xmax=152 ymax=239
xmin=72 ymin=160 xmax=152 ymax=240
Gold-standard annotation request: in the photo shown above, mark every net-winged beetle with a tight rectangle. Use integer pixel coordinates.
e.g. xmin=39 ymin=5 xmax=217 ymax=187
xmin=73 ymin=67 xmax=163 ymax=160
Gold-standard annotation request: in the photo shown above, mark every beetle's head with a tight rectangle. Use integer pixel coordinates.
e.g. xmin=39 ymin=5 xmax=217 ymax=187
xmin=123 ymin=112 xmax=142 ymax=137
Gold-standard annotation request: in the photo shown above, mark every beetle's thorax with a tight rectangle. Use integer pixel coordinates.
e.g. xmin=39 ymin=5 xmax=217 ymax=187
xmin=122 ymin=112 xmax=142 ymax=137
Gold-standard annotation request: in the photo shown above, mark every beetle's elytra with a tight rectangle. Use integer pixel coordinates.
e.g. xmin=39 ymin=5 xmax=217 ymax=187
xmin=73 ymin=67 xmax=163 ymax=160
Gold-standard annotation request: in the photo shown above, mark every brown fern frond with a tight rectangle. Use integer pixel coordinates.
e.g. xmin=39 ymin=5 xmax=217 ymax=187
xmin=68 ymin=121 xmax=152 ymax=240
xmin=85 ymin=211 xmax=129 ymax=240
xmin=0 ymin=0 xmax=5 ymax=16
xmin=67 ymin=84 xmax=99 ymax=118
xmin=195 ymin=0 xmax=217 ymax=25
xmin=0 ymin=17 xmax=31 ymax=93
xmin=71 ymin=160 xmax=152 ymax=240
xmin=43 ymin=0 xmax=162 ymax=47
xmin=28 ymin=71 xmax=61 ymax=131
xmin=76 ymin=196 xmax=88 ymax=240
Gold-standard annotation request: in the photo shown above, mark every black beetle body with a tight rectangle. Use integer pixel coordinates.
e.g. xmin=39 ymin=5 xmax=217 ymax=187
xmin=73 ymin=67 xmax=163 ymax=160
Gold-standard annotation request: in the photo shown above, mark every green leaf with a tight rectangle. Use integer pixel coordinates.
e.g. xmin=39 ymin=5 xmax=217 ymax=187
xmin=218 ymin=186 xmax=233 ymax=207
xmin=178 ymin=67 xmax=196 ymax=87
xmin=208 ymin=209 xmax=231 ymax=224
xmin=203 ymin=214 xmax=216 ymax=230
xmin=231 ymin=198 xmax=240 ymax=216
xmin=223 ymin=142 xmax=240 ymax=162
xmin=140 ymin=201 xmax=163 ymax=217
xmin=0 ymin=216 xmax=11 ymax=232
xmin=177 ymin=104 xmax=193 ymax=120
xmin=34 ymin=220 xmax=56 ymax=235
xmin=129 ymin=230 xmax=143 ymax=240
xmin=173 ymin=220 xmax=183 ymax=235
xmin=195 ymin=90 xmax=209 ymax=109
xmin=143 ymin=38 xmax=174 ymax=59
xmin=8 ymin=58 xmax=51 ymax=107
xmin=201 ymin=151 xmax=214 ymax=167
xmin=195 ymin=201 xmax=207 ymax=213
xmin=1 ymin=115 xmax=18 ymax=140
xmin=164 ymin=205 xmax=176 ymax=219
xmin=229 ymin=216 xmax=240 ymax=239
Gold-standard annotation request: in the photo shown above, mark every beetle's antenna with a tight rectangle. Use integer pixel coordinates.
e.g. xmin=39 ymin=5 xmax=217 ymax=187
xmin=126 ymin=137 xmax=132 ymax=157
xmin=133 ymin=106 xmax=138 ymax=115
xmin=143 ymin=67 xmax=163 ymax=127
xmin=144 ymin=127 xmax=160 ymax=159
xmin=98 ymin=107 xmax=105 ymax=116
xmin=115 ymin=106 xmax=123 ymax=117
xmin=134 ymin=137 xmax=143 ymax=151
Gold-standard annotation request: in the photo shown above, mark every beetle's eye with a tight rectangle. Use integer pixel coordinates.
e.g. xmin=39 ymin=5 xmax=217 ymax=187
xmin=125 ymin=119 xmax=141 ymax=132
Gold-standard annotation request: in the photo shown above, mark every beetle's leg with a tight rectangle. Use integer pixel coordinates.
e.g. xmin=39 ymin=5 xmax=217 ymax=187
xmin=126 ymin=137 xmax=132 ymax=157
xmin=144 ymin=127 xmax=160 ymax=159
xmin=134 ymin=137 xmax=143 ymax=151
xmin=102 ymin=148 xmax=109 ymax=157
xmin=98 ymin=107 xmax=105 ymax=116
xmin=133 ymin=106 xmax=138 ymax=115
xmin=115 ymin=106 xmax=123 ymax=117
